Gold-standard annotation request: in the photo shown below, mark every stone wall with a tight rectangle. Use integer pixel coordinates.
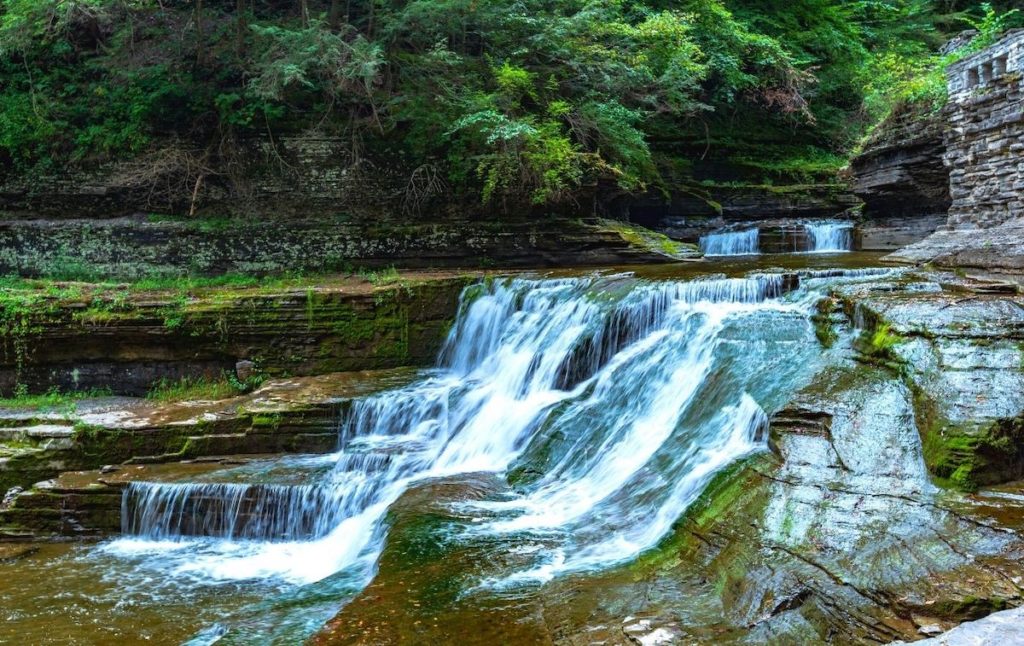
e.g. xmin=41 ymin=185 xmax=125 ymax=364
xmin=886 ymin=30 xmax=1024 ymax=269
xmin=944 ymin=29 xmax=1024 ymax=229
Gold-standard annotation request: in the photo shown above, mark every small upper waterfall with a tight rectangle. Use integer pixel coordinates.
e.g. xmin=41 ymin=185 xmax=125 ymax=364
xmin=699 ymin=222 xmax=854 ymax=255
xmin=699 ymin=228 xmax=759 ymax=256
xmin=107 ymin=269 xmax=888 ymax=596
xmin=805 ymin=221 xmax=853 ymax=252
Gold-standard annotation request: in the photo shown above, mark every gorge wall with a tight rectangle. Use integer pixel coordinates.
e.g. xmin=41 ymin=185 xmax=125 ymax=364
xmin=888 ymin=29 xmax=1024 ymax=270
xmin=0 ymin=135 xmax=695 ymax=273
xmin=848 ymin=105 xmax=949 ymax=250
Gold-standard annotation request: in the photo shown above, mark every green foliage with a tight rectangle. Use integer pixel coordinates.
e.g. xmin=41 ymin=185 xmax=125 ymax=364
xmin=0 ymin=0 xmax=1019 ymax=205
xmin=861 ymin=322 xmax=905 ymax=364
xmin=248 ymin=21 xmax=383 ymax=110
xmin=863 ymin=3 xmax=1022 ymax=121
xmin=0 ymin=386 xmax=111 ymax=412
xmin=146 ymin=371 xmax=263 ymax=403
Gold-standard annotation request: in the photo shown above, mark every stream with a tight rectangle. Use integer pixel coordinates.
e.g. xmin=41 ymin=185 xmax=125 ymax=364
xmin=1 ymin=252 xmax=920 ymax=644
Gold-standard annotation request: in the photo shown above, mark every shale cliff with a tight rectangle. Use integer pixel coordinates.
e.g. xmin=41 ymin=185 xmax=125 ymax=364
xmin=849 ymin=104 xmax=949 ymax=249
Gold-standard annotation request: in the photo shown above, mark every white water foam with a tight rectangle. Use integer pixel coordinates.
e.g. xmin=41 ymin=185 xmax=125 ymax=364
xmin=805 ymin=221 xmax=853 ymax=253
xmin=699 ymin=228 xmax=759 ymax=256
xmin=102 ymin=272 xmax=850 ymax=594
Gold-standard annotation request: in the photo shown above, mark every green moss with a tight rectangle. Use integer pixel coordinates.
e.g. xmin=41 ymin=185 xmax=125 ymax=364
xmin=598 ymin=219 xmax=700 ymax=259
xmin=0 ymin=387 xmax=110 ymax=412
xmin=852 ymin=320 xmax=906 ymax=372
xmin=70 ymin=422 xmax=107 ymax=443
xmin=869 ymin=323 xmax=901 ymax=355
xmin=632 ymin=454 xmax=775 ymax=573
xmin=913 ymin=384 xmax=1024 ymax=491
xmin=931 ymin=595 xmax=1010 ymax=622
xmin=0 ymin=273 xmax=471 ymax=395
xmin=251 ymin=413 xmax=282 ymax=430
xmin=727 ymin=148 xmax=848 ymax=183
xmin=146 ymin=374 xmax=251 ymax=403
xmin=811 ymin=297 xmax=839 ymax=349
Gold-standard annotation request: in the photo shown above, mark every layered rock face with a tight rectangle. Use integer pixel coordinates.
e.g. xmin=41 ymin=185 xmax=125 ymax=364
xmin=0 ymin=135 xmax=695 ymax=273
xmin=0 ymin=136 xmax=407 ymax=221
xmin=312 ymin=269 xmax=1024 ymax=646
xmin=849 ymin=105 xmax=949 ymax=249
xmin=0 ymin=370 xmax=416 ymax=537
xmin=0 ymin=276 xmax=471 ymax=396
xmin=0 ymin=216 xmax=691 ymax=278
xmin=613 ymin=184 xmax=859 ymax=247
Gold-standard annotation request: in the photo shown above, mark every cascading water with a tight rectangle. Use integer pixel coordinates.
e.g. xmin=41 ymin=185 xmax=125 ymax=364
xmin=805 ymin=221 xmax=853 ymax=252
xmin=102 ymin=268 xmax=891 ymax=634
xmin=123 ymin=481 xmax=348 ymax=541
xmin=699 ymin=228 xmax=760 ymax=256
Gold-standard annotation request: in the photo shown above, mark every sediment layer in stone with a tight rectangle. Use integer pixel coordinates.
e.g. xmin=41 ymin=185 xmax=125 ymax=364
xmin=0 ymin=370 xmax=416 ymax=498
xmin=0 ymin=276 xmax=470 ymax=396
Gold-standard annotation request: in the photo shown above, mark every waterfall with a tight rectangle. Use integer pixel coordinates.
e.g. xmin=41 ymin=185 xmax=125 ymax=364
xmin=799 ymin=267 xmax=894 ymax=280
xmin=109 ymin=271 xmax=865 ymax=591
xmin=699 ymin=228 xmax=759 ymax=256
xmin=805 ymin=221 xmax=853 ymax=252
xmin=122 ymin=481 xmax=348 ymax=541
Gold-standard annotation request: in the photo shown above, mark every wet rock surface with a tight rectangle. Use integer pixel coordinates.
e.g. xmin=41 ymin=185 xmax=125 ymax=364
xmin=311 ymin=270 xmax=1024 ymax=645
xmin=7 ymin=264 xmax=1024 ymax=643
xmin=906 ymin=603 xmax=1024 ymax=644
xmin=887 ymin=219 xmax=1024 ymax=271
xmin=312 ymin=364 xmax=1024 ymax=644
xmin=833 ymin=272 xmax=1024 ymax=488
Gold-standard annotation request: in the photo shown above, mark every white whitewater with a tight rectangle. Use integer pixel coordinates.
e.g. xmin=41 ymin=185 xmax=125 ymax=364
xmin=699 ymin=228 xmax=759 ymax=255
xmin=123 ymin=481 xmax=347 ymax=541
xmin=805 ymin=221 xmax=853 ymax=252
xmin=103 ymin=270 xmax=878 ymax=594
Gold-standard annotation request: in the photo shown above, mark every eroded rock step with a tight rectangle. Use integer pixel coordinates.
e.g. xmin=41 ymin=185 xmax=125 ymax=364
xmin=0 ymin=369 xmax=420 ymax=539
xmin=0 ymin=455 xmax=308 ymax=540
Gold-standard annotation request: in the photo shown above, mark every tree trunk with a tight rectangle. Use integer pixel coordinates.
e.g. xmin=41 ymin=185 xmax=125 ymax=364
xmin=236 ymin=0 xmax=246 ymax=57
xmin=195 ymin=0 xmax=204 ymax=65
xmin=329 ymin=0 xmax=343 ymax=30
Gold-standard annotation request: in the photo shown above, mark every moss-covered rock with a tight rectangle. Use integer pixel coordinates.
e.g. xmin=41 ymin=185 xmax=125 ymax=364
xmin=0 ymin=274 xmax=471 ymax=396
xmin=831 ymin=271 xmax=1024 ymax=490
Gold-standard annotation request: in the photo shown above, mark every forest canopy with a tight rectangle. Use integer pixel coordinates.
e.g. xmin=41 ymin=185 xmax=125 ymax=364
xmin=0 ymin=0 xmax=1020 ymax=208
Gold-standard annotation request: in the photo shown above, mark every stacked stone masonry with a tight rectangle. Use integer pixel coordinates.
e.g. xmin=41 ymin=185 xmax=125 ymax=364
xmin=944 ymin=29 xmax=1024 ymax=229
